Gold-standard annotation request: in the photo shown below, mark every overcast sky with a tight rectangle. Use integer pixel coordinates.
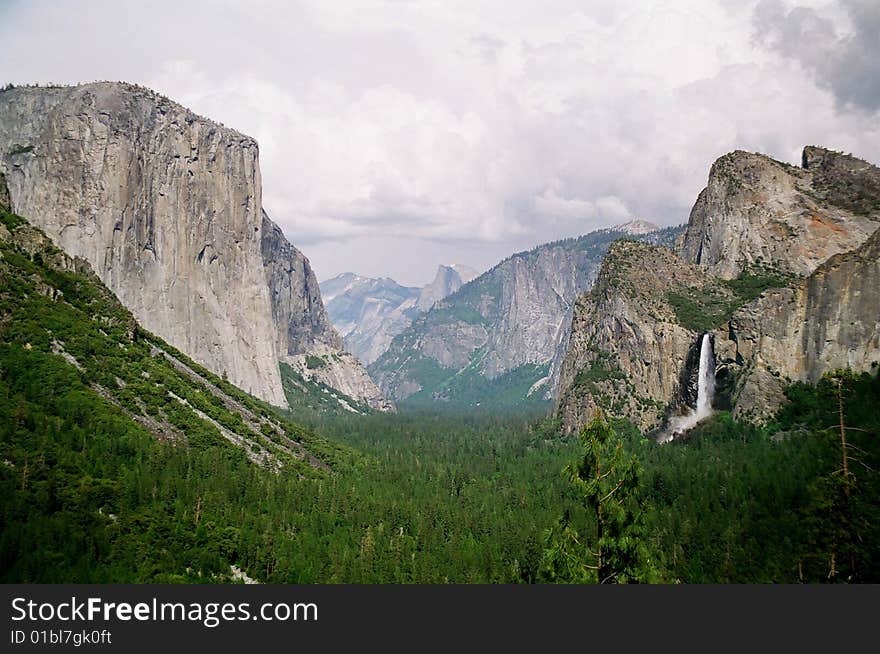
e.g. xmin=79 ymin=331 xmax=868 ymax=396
xmin=1 ymin=0 xmax=878 ymax=285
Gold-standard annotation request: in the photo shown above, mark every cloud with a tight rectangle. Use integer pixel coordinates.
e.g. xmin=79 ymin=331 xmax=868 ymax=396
xmin=0 ymin=0 xmax=878 ymax=284
xmin=753 ymin=0 xmax=880 ymax=113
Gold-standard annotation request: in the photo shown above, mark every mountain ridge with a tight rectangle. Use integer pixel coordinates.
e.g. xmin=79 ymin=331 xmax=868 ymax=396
xmin=369 ymin=222 xmax=682 ymax=407
xmin=319 ymin=263 xmax=478 ymax=366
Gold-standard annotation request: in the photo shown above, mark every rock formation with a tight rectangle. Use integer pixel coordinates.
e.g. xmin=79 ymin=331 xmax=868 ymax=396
xmin=416 ymin=264 xmax=478 ymax=312
xmin=370 ymin=223 xmax=681 ymax=406
xmin=679 ymin=148 xmax=879 ymax=279
xmin=556 ymin=240 xmax=720 ymax=432
xmin=717 ymin=227 xmax=880 ymax=421
xmin=557 ymin=146 xmax=880 ymax=435
xmin=0 ymin=82 xmax=388 ymax=410
xmin=320 ymin=273 xmax=421 ymax=365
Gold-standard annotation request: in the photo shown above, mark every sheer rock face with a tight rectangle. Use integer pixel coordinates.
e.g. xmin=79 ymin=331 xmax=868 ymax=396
xmin=0 ymin=82 xmax=387 ymax=410
xmin=679 ymin=148 xmax=879 ymax=279
xmin=717 ymin=228 xmax=880 ymax=421
xmin=261 ymin=210 xmax=343 ymax=356
xmin=555 ymin=241 xmax=712 ymax=433
xmin=0 ymin=171 xmax=10 ymax=211
xmin=557 ymin=146 xmax=880 ymax=434
xmin=370 ymin=226 xmax=681 ymax=404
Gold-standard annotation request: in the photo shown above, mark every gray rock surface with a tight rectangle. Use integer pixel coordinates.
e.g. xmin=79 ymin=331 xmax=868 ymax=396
xmin=717 ymin=227 xmax=880 ymax=421
xmin=555 ymin=240 xmax=713 ymax=432
xmin=370 ymin=223 xmax=681 ymax=404
xmin=679 ymin=148 xmax=879 ymax=279
xmin=0 ymin=82 xmax=388 ymax=410
xmin=557 ymin=146 xmax=880 ymax=435
xmin=320 ymin=273 xmax=421 ymax=365
xmin=416 ymin=264 xmax=477 ymax=311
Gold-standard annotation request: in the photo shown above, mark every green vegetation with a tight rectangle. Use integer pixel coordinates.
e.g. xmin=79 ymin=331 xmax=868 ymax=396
xmin=4 ymin=350 xmax=879 ymax=583
xmin=5 ymin=316 xmax=876 ymax=583
xmin=542 ymin=412 xmax=651 ymax=583
xmin=806 ymin=150 xmax=880 ymax=217
xmin=399 ymin=359 xmax=552 ymax=411
xmin=0 ymin=210 xmax=351 ymax=581
xmin=721 ymin=270 xmax=796 ymax=300
xmin=427 ymin=304 xmax=487 ymax=326
xmin=0 ymin=210 xmax=26 ymax=231
xmin=279 ymin=362 xmax=370 ymax=420
xmin=573 ymin=351 xmax=625 ymax=391
xmin=668 ymin=270 xmax=796 ymax=332
xmin=666 ymin=285 xmax=738 ymax=333
xmin=9 ymin=144 xmax=35 ymax=156
xmin=304 ymin=354 xmax=326 ymax=370
xmin=1 ymin=209 xmax=876 ymax=584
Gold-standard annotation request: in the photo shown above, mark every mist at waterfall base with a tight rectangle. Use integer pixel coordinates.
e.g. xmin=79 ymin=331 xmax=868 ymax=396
xmin=658 ymin=334 xmax=716 ymax=444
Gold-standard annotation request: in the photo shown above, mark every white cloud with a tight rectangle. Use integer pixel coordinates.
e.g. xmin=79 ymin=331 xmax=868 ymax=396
xmin=0 ymin=0 xmax=877 ymax=285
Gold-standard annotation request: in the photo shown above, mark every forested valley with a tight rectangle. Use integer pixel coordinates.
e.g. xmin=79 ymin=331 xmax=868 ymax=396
xmin=1 ymin=205 xmax=878 ymax=584
xmin=3 ymin=352 xmax=877 ymax=583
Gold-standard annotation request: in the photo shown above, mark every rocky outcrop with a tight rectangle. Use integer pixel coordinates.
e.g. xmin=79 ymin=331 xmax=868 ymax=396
xmin=0 ymin=171 xmax=9 ymax=212
xmin=416 ymin=264 xmax=477 ymax=311
xmin=556 ymin=240 xmax=722 ymax=432
xmin=284 ymin=344 xmax=395 ymax=412
xmin=679 ymin=148 xmax=879 ymax=279
xmin=716 ymin=227 xmax=880 ymax=421
xmin=557 ymin=146 xmax=880 ymax=435
xmin=261 ymin=210 xmax=341 ymax=358
xmin=370 ymin=224 xmax=682 ymax=405
xmin=0 ymin=82 xmax=388 ymax=410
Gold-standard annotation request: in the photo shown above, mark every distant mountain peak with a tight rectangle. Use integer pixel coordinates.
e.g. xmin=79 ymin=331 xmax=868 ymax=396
xmin=446 ymin=263 xmax=479 ymax=283
xmin=417 ymin=264 xmax=474 ymax=311
xmin=611 ymin=219 xmax=660 ymax=235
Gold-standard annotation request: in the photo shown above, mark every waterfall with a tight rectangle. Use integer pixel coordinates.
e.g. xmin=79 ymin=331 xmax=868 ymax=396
xmin=659 ymin=333 xmax=715 ymax=443
xmin=694 ymin=333 xmax=716 ymax=418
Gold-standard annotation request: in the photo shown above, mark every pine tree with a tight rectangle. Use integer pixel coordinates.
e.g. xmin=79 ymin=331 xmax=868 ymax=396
xmin=801 ymin=371 xmax=877 ymax=582
xmin=541 ymin=411 xmax=647 ymax=583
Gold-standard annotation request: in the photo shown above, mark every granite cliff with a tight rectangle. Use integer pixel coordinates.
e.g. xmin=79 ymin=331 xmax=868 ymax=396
xmin=557 ymin=147 xmax=880 ymax=435
xmin=415 ymin=264 xmax=478 ymax=312
xmin=679 ymin=147 xmax=879 ymax=278
xmin=370 ymin=223 xmax=682 ymax=407
xmin=0 ymin=82 xmax=388 ymax=411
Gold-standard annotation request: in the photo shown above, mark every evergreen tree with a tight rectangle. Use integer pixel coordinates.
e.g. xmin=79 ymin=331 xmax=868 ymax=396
xmin=541 ymin=411 xmax=647 ymax=583
xmin=800 ymin=371 xmax=879 ymax=582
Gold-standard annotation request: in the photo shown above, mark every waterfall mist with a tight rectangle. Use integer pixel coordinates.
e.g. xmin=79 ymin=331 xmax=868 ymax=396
xmin=659 ymin=333 xmax=716 ymax=444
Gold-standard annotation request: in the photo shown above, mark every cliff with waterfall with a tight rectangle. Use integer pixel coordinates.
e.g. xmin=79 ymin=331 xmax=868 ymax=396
xmin=556 ymin=146 xmax=880 ymax=438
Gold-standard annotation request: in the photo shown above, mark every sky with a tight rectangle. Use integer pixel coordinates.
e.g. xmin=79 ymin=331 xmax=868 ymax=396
xmin=1 ymin=0 xmax=878 ymax=285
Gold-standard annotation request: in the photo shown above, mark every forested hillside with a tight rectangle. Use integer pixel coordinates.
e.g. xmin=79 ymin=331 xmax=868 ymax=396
xmin=0 ymin=207 xmax=350 ymax=580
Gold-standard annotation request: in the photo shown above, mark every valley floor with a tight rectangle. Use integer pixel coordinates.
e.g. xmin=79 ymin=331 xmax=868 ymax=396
xmin=2 ymin=369 xmax=878 ymax=583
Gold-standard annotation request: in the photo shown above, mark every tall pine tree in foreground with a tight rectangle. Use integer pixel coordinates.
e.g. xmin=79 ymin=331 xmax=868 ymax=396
xmin=800 ymin=371 xmax=879 ymax=582
xmin=541 ymin=411 xmax=650 ymax=583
